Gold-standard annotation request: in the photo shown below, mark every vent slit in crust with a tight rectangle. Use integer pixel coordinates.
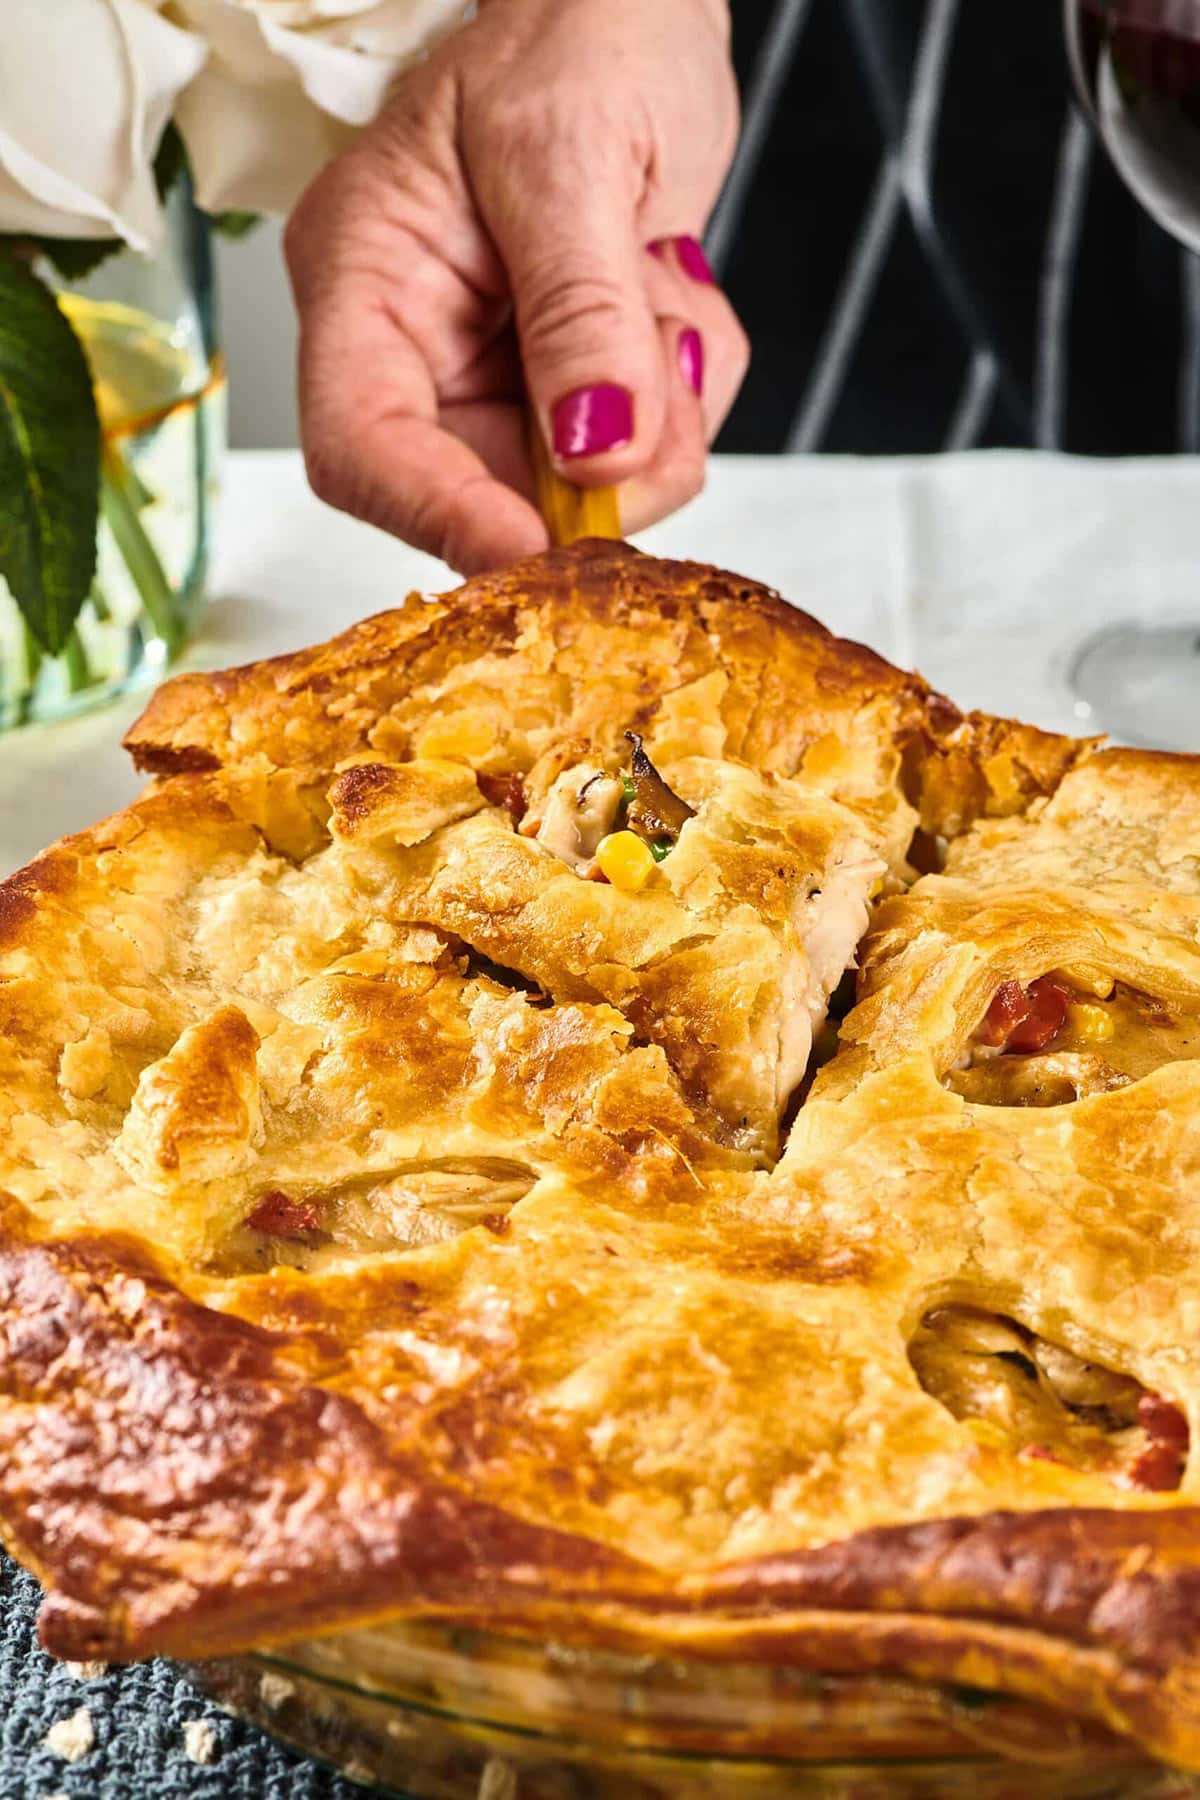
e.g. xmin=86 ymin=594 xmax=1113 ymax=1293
xmin=227 ymin=1158 xmax=539 ymax=1272
xmin=908 ymin=1305 xmax=1188 ymax=1492
xmin=945 ymin=976 xmax=1200 ymax=1108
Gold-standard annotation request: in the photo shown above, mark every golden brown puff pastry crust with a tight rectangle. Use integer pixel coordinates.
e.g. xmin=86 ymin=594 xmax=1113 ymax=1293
xmin=4 ymin=544 xmax=1200 ymax=1769
xmin=123 ymin=539 xmax=1085 ymax=835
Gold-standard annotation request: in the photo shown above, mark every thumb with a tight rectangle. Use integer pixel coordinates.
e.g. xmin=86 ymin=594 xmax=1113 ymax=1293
xmin=474 ymin=136 xmax=667 ymax=485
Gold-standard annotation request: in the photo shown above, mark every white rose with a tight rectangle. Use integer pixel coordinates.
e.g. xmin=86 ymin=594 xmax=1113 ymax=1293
xmin=166 ymin=0 xmax=471 ymax=215
xmin=0 ymin=0 xmax=205 ymax=250
xmin=0 ymin=0 xmax=470 ymax=250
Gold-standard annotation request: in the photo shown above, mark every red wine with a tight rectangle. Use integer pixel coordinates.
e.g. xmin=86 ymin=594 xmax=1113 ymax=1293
xmin=1064 ymin=0 xmax=1200 ymax=251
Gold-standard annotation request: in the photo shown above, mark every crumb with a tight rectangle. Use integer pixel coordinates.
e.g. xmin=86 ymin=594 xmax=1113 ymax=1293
xmin=343 ymin=1760 xmax=378 ymax=1783
xmin=44 ymin=1706 xmax=95 ymax=1762
xmin=478 ymin=1759 xmax=518 ymax=1800
xmin=62 ymin=1660 xmax=107 ymax=1681
xmin=181 ymin=1718 xmax=217 ymax=1764
xmin=258 ymin=1671 xmax=295 ymax=1709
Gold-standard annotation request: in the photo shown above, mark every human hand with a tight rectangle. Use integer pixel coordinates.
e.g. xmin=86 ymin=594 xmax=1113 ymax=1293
xmin=285 ymin=0 xmax=746 ymax=574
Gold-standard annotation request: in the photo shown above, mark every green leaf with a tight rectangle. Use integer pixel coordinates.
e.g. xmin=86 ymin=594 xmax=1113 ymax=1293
xmin=153 ymin=121 xmax=187 ymax=203
xmin=0 ymin=235 xmax=122 ymax=282
xmin=0 ymin=259 xmax=100 ymax=654
xmin=34 ymin=236 xmax=124 ymax=282
xmin=207 ymin=209 xmax=260 ymax=240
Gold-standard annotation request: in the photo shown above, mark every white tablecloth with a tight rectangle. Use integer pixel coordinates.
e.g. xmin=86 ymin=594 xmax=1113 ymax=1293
xmin=3 ymin=448 xmax=1199 ymax=877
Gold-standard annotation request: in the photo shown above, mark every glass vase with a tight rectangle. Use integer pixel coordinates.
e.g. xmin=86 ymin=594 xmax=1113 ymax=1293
xmin=0 ymin=178 xmax=225 ymax=733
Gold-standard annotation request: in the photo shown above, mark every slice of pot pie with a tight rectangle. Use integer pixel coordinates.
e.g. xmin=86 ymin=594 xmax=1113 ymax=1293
xmin=4 ymin=543 xmax=1200 ymax=1777
xmin=325 ymin=745 xmax=891 ymax=1161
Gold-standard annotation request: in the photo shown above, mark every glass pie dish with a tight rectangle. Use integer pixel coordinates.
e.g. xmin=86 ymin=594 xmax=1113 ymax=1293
xmin=188 ymin=1621 xmax=1200 ymax=1799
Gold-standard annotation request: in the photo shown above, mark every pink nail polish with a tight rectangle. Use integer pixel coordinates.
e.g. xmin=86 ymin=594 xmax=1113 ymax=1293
xmin=675 ymin=235 xmax=716 ymax=284
xmin=678 ymin=326 xmax=704 ymax=396
xmin=552 ymin=384 xmax=634 ymax=458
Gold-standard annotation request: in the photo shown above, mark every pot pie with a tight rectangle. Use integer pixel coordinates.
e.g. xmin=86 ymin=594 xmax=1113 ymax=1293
xmin=2 ymin=541 xmax=1200 ymax=1776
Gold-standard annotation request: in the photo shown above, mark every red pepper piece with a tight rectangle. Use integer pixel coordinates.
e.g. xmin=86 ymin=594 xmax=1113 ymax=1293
xmin=476 ymin=771 xmax=526 ymax=826
xmin=1006 ymin=977 xmax=1071 ymax=1053
xmin=1128 ymin=1392 xmax=1190 ymax=1491
xmin=1139 ymin=1392 xmax=1190 ymax=1449
xmin=977 ymin=980 xmax=1027 ymax=1047
xmin=1128 ymin=1440 xmax=1186 ymax=1492
xmin=977 ymin=976 xmax=1071 ymax=1054
xmin=246 ymin=1190 xmax=321 ymax=1238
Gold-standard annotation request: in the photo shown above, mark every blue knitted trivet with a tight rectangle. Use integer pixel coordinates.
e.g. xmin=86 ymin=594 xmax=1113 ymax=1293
xmin=0 ymin=1554 xmax=368 ymax=1798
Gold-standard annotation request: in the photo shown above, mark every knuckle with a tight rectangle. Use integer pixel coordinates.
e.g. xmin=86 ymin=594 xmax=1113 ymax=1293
xmin=716 ymin=73 xmax=741 ymax=169
xmin=481 ymin=92 xmax=603 ymax=169
xmin=284 ymin=169 xmax=341 ymax=291
xmin=282 ymin=205 xmax=313 ymax=292
xmin=402 ymin=484 xmax=451 ymax=561
xmin=302 ymin=440 xmax=350 ymax=515
xmin=655 ymin=436 xmax=707 ymax=510
xmin=703 ymin=303 xmax=750 ymax=390
xmin=675 ymin=421 xmax=709 ymax=493
xmin=676 ymin=445 xmax=707 ymax=505
xmin=286 ymin=147 xmax=406 ymax=304
xmin=480 ymin=96 xmax=543 ymax=161
xmin=518 ymin=266 xmax=631 ymax=359
xmin=727 ymin=312 xmax=751 ymax=377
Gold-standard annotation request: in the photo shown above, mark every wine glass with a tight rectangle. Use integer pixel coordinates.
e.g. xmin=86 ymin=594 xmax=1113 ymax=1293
xmin=1062 ymin=0 xmax=1200 ymax=750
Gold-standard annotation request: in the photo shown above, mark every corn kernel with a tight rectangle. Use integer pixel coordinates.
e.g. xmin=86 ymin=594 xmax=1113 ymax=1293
xmin=1070 ymin=1001 xmax=1115 ymax=1044
xmin=596 ymin=830 xmax=656 ymax=892
xmin=414 ymin=714 xmax=495 ymax=761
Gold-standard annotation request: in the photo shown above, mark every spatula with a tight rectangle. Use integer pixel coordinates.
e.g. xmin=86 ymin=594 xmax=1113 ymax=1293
xmin=527 ymin=410 xmax=621 ymax=544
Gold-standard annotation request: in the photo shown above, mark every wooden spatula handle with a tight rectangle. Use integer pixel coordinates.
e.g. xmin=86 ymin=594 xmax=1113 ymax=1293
xmin=528 ymin=411 xmax=621 ymax=544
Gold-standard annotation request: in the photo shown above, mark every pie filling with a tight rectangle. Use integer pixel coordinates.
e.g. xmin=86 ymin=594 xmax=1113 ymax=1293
xmin=522 ymin=733 xmax=693 ymax=884
xmin=229 ymin=1158 xmax=535 ymax=1273
xmin=945 ymin=975 xmax=1200 ymax=1107
xmin=490 ymin=733 xmax=884 ymax=1147
xmin=909 ymin=1305 xmax=1189 ymax=1490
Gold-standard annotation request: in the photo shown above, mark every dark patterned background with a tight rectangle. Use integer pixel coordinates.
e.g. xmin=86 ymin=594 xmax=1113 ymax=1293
xmin=0 ymin=1559 xmax=354 ymax=1797
xmin=716 ymin=0 xmax=1199 ymax=455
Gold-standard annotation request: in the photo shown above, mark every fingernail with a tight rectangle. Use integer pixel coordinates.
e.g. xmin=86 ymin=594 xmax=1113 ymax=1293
xmin=675 ymin=235 xmax=716 ymax=284
xmin=552 ymin=383 xmax=634 ymax=458
xmin=647 ymin=236 xmax=717 ymax=283
xmin=678 ymin=326 xmax=704 ymax=396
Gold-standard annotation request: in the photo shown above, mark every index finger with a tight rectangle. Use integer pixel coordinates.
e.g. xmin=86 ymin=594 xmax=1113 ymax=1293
xmin=295 ymin=278 xmax=550 ymax=575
